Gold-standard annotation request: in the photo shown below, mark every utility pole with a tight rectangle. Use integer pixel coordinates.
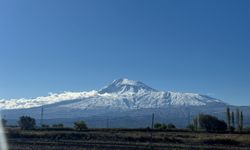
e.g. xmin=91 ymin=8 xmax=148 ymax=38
xmin=197 ymin=113 xmax=200 ymax=130
xmin=188 ymin=110 xmax=191 ymax=125
xmin=150 ymin=113 xmax=155 ymax=150
xmin=151 ymin=113 xmax=155 ymax=129
xmin=40 ymin=106 xmax=44 ymax=127
xmin=106 ymin=117 xmax=109 ymax=128
xmin=236 ymin=108 xmax=240 ymax=131
xmin=226 ymin=107 xmax=231 ymax=130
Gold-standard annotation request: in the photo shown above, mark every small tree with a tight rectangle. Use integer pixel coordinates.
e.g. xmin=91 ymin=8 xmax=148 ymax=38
xmin=18 ymin=116 xmax=36 ymax=130
xmin=41 ymin=124 xmax=50 ymax=128
xmin=187 ymin=124 xmax=195 ymax=131
xmin=154 ymin=123 xmax=162 ymax=129
xmin=154 ymin=123 xmax=175 ymax=130
xmin=240 ymin=111 xmax=244 ymax=131
xmin=161 ymin=124 xmax=168 ymax=129
xmin=236 ymin=108 xmax=240 ymax=131
xmin=229 ymin=111 xmax=235 ymax=132
xmin=231 ymin=111 xmax=235 ymax=128
xmin=52 ymin=123 xmax=64 ymax=128
xmin=167 ymin=123 xmax=176 ymax=129
xmin=74 ymin=121 xmax=87 ymax=130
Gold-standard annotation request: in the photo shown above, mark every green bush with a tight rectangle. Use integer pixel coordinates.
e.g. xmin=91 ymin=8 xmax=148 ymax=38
xmin=167 ymin=123 xmax=176 ymax=129
xmin=229 ymin=126 xmax=235 ymax=132
xmin=154 ymin=123 xmax=176 ymax=129
xmin=198 ymin=114 xmax=227 ymax=132
xmin=52 ymin=124 xmax=64 ymax=128
xmin=203 ymin=139 xmax=240 ymax=146
xmin=186 ymin=124 xmax=195 ymax=131
xmin=18 ymin=116 xmax=36 ymax=130
xmin=161 ymin=124 xmax=168 ymax=129
xmin=74 ymin=121 xmax=88 ymax=130
xmin=41 ymin=124 xmax=50 ymax=128
xmin=154 ymin=123 xmax=162 ymax=129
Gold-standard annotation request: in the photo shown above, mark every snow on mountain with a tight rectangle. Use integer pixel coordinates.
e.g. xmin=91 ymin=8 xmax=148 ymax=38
xmin=0 ymin=78 xmax=226 ymax=110
xmin=99 ymin=78 xmax=157 ymax=94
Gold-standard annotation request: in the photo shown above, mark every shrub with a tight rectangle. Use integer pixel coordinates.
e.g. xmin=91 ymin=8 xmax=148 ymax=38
xmin=229 ymin=126 xmax=235 ymax=132
xmin=154 ymin=123 xmax=176 ymax=129
xmin=186 ymin=124 xmax=195 ymax=131
xmin=52 ymin=124 xmax=64 ymax=128
xmin=161 ymin=124 xmax=168 ymax=129
xmin=74 ymin=121 xmax=87 ymax=130
xmin=203 ymin=139 xmax=240 ymax=146
xmin=18 ymin=116 xmax=36 ymax=130
xmin=198 ymin=114 xmax=227 ymax=132
xmin=167 ymin=123 xmax=176 ymax=129
xmin=154 ymin=123 xmax=162 ymax=129
xmin=244 ymin=126 xmax=250 ymax=131
xmin=41 ymin=124 xmax=50 ymax=128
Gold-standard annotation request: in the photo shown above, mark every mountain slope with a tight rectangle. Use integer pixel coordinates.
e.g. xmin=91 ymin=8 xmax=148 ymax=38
xmin=0 ymin=78 xmax=226 ymax=110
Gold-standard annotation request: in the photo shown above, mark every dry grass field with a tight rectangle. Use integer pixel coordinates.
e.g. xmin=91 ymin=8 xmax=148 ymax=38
xmin=6 ymin=129 xmax=250 ymax=150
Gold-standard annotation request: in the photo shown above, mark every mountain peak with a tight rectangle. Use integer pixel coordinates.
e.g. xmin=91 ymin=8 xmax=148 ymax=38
xmin=114 ymin=78 xmax=139 ymax=86
xmin=99 ymin=78 xmax=157 ymax=94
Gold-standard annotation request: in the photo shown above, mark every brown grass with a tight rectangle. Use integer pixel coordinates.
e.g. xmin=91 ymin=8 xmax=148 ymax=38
xmin=6 ymin=129 xmax=250 ymax=150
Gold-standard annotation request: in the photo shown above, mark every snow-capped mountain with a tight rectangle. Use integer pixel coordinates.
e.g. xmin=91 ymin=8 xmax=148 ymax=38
xmin=0 ymin=78 xmax=226 ymax=110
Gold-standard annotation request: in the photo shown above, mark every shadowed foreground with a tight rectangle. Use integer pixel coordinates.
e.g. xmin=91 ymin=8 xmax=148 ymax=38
xmin=7 ymin=129 xmax=250 ymax=150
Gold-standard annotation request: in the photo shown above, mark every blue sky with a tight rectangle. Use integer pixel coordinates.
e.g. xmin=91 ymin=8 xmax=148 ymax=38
xmin=0 ymin=0 xmax=249 ymax=105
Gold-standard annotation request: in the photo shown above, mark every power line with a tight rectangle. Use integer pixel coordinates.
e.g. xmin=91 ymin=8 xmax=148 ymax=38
xmin=188 ymin=110 xmax=191 ymax=125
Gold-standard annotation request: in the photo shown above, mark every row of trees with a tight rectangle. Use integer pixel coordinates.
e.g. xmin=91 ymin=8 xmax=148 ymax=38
xmin=185 ymin=107 xmax=245 ymax=132
xmin=153 ymin=113 xmax=232 ymax=132
xmin=226 ymin=107 xmax=243 ymax=131
xmin=2 ymin=116 xmax=88 ymax=130
xmin=154 ymin=123 xmax=176 ymax=129
xmin=1 ymin=107 xmax=246 ymax=132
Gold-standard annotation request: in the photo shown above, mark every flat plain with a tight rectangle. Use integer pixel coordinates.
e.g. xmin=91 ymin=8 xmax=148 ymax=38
xmin=6 ymin=129 xmax=250 ymax=150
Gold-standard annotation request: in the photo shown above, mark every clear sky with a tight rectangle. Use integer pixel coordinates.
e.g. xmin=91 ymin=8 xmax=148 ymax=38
xmin=0 ymin=0 xmax=249 ymax=105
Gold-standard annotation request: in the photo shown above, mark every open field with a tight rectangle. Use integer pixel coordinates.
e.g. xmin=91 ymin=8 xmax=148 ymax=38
xmin=6 ymin=129 xmax=250 ymax=150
